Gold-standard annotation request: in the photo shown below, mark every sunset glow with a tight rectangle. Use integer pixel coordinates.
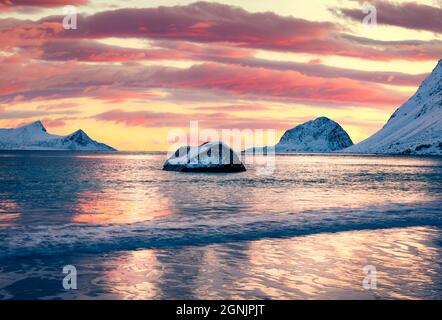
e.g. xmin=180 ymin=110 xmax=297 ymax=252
xmin=1 ymin=0 xmax=441 ymax=150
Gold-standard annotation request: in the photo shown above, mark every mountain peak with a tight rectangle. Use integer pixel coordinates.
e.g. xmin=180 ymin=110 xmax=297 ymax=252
xmin=71 ymin=129 xmax=87 ymax=136
xmin=432 ymin=59 xmax=442 ymax=74
xmin=298 ymin=116 xmax=341 ymax=130
xmin=64 ymin=129 xmax=93 ymax=146
xmin=412 ymin=59 xmax=442 ymax=99
xmin=312 ymin=116 xmax=331 ymax=123
xmin=21 ymin=120 xmax=47 ymax=133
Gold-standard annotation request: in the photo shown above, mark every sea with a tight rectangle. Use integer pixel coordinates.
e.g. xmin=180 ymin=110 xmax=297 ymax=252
xmin=0 ymin=151 xmax=442 ymax=299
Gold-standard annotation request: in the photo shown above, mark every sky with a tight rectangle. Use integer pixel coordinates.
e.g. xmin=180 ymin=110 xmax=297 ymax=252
xmin=0 ymin=0 xmax=441 ymax=150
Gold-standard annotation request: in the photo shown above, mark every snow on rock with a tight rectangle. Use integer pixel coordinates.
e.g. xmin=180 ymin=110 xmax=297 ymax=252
xmin=345 ymin=59 xmax=442 ymax=155
xmin=164 ymin=141 xmax=246 ymax=172
xmin=245 ymin=117 xmax=353 ymax=154
xmin=0 ymin=121 xmax=116 ymax=151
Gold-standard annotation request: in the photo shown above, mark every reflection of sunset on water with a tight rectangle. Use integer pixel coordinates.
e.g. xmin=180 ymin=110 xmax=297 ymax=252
xmin=1 ymin=152 xmax=441 ymax=299
xmin=0 ymin=214 xmax=19 ymax=228
xmin=72 ymin=190 xmax=173 ymax=224
xmin=245 ymin=155 xmax=439 ymax=213
xmin=0 ymin=200 xmax=19 ymax=227
xmin=70 ymin=153 xmax=174 ymax=224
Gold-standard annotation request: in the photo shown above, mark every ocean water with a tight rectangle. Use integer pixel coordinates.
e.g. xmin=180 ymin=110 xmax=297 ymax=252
xmin=0 ymin=151 xmax=442 ymax=300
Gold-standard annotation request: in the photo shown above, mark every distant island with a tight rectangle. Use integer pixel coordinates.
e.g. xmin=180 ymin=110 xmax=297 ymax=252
xmin=245 ymin=116 xmax=353 ymax=154
xmin=0 ymin=121 xmax=116 ymax=151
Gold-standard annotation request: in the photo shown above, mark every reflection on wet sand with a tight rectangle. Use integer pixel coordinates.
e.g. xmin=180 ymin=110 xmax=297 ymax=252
xmin=93 ymin=250 xmax=162 ymax=299
xmin=95 ymin=244 xmax=251 ymax=300
xmin=244 ymin=226 xmax=441 ymax=299
xmin=94 ymin=226 xmax=441 ymax=300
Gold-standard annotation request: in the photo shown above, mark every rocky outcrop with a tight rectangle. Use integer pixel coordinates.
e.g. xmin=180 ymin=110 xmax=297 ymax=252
xmin=164 ymin=141 xmax=246 ymax=172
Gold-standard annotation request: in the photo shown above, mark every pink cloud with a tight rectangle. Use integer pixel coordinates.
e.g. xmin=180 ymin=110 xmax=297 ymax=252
xmin=334 ymin=1 xmax=442 ymax=34
xmin=30 ymin=39 xmax=427 ymax=87
xmin=37 ymin=102 xmax=78 ymax=110
xmin=0 ymin=20 xmax=64 ymax=51
xmin=211 ymin=56 xmax=427 ymax=86
xmin=2 ymin=2 xmax=440 ymax=61
xmin=39 ymin=40 xmax=254 ymax=62
xmin=0 ymin=0 xmax=87 ymax=11
xmin=149 ymin=63 xmax=407 ymax=107
xmin=0 ymin=1 xmax=433 ymax=115
xmin=48 ymin=2 xmax=441 ymax=61
xmin=0 ymin=60 xmax=408 ymax=107
xmin=58 ymin=2 xmax=332 ymax=46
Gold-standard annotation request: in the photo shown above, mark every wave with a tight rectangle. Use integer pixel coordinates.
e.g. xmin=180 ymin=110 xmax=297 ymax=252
xmin=1 ymin=201 xmax=442 ymax=259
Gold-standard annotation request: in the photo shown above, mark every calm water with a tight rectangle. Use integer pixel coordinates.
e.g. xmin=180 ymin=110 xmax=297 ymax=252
xmin=1 ymin=151 xmax=442 ymax=299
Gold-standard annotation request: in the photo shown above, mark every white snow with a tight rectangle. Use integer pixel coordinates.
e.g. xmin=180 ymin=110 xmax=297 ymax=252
xmin=345 ymin=60 xmax=442 ymax=155
xmin=0 ymin=121 xmax=116 ymax=151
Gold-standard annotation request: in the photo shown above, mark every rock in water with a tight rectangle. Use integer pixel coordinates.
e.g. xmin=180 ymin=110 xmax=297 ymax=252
xmin=164 ymin=142 xmax=246 ymax=172
xmin=345 ymin=59 xmax=442 ymax=155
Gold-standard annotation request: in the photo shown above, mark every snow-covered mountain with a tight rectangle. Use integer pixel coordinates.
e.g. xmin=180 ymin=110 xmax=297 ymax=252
xmin=246 ymin=117 xmax=353 ymax=153
xmin=345 ymin=59 xmax=442 ymax=155
xmin=0 ymin=121 xmax=116 ymax=151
